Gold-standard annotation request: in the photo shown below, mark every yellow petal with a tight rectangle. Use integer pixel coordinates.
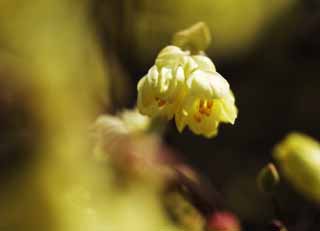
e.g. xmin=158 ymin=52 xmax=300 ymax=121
xmin=175 ymin=111 xmax=187 ymax=133
xmin=186 ymin=70 xmax=230 ymax=98
xmin=192 ymin=55 xmax=216 ymax=72
xmin=155 ymin=45 xmax=187 ymax=68
xmin=211 ymin=91 xmax=237 ymax=124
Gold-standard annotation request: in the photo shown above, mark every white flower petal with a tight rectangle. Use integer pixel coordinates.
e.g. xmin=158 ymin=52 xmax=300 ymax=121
xmin=187 ymin=70 xmax=229 ymax=98
xmin=192 ymin=55 xmax=216 ymax=72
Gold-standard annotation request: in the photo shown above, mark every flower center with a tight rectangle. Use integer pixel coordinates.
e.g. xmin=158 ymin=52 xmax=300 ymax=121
xmin=193 ymin=99 xmax=213 ymax=122
xmin=155 ymin=97 xmax=167 ymax=107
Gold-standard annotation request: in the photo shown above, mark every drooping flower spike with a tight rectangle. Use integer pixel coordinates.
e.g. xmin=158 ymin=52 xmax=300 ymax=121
xmin=137 ymin=45 xmax=237 ymax=138
xmin=137 ymin=37 xmax=237 ymax=138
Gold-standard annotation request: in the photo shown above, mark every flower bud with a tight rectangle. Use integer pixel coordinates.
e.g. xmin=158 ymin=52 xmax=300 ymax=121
xmin=273 ymin=132 xmax=320 ymax=202
xmin=172 ymin=22 xmax=212 ymax=54
xmin=207 ymin=211 xmax=241 ymax=231
xmin=257 ymin=163 xmax=280 ymax=193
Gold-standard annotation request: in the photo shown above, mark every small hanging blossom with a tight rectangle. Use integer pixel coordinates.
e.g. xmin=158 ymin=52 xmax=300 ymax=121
xmin=137 ymin=46 xmax=188 ymax=120
xmin=175 ymin=70 xmax=237 ymax=138
xmin=137 ymin=22 xmax=238 ymax=138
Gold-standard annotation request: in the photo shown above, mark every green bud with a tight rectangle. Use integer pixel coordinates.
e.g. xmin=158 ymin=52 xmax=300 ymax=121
xmin=257 ymin=163 xmax=280 ymax=193
xmin=273 ymin=132 xmax=320 ymax=202
xmin=172 ymin=22 xmax=211 ymax=54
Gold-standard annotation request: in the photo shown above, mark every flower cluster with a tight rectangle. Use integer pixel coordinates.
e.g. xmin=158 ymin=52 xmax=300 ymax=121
xmin=137 ymin=46 xmax=237 ymax=138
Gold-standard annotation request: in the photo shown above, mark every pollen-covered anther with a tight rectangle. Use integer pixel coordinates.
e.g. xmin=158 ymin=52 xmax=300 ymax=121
xmin=198 ymin=99 xmax=213 ymax=117
xmin=207 ymin=100 xmax=213 ymax=109
xmin=155 ymin=97 xmax=167 ymax=107
xmin=158 ymin=99 xmax=166 ymax=107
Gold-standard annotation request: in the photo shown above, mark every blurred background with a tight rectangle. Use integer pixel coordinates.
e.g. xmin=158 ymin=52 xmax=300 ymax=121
xmin=1 ymin=0 xmax=320 ymax=230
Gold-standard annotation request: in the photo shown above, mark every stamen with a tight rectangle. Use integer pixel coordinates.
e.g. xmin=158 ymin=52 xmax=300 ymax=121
xmin=199 ymin=99 xmax=205 ymax=114
xmin=199 ymin=99 xmax=204 ymax=108
xmin=197 ymin=99 xmax=214 ymax=119
xmin=158 ymin=99 xmax=166 ymax=107
xmin=155 ymin=96 xmax=166 ymax=107
xmin=199 ymin=107 xmax=206 ymax=114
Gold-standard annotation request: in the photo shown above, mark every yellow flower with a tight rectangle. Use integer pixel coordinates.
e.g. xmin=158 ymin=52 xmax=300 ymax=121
xmin=137 ymin=45 xmax=237 ymax=138
xmin=137 ymin=46 xmax=189 ymax=119
xmin=273 ymin=133 xmax=320 ymax=202
xmin=175 ymin=70 xmax=237 ymax=138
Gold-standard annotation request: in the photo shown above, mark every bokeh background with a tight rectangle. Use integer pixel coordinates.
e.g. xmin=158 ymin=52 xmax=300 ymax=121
xmin=1 ymin=0 xmax=320 ymax=230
